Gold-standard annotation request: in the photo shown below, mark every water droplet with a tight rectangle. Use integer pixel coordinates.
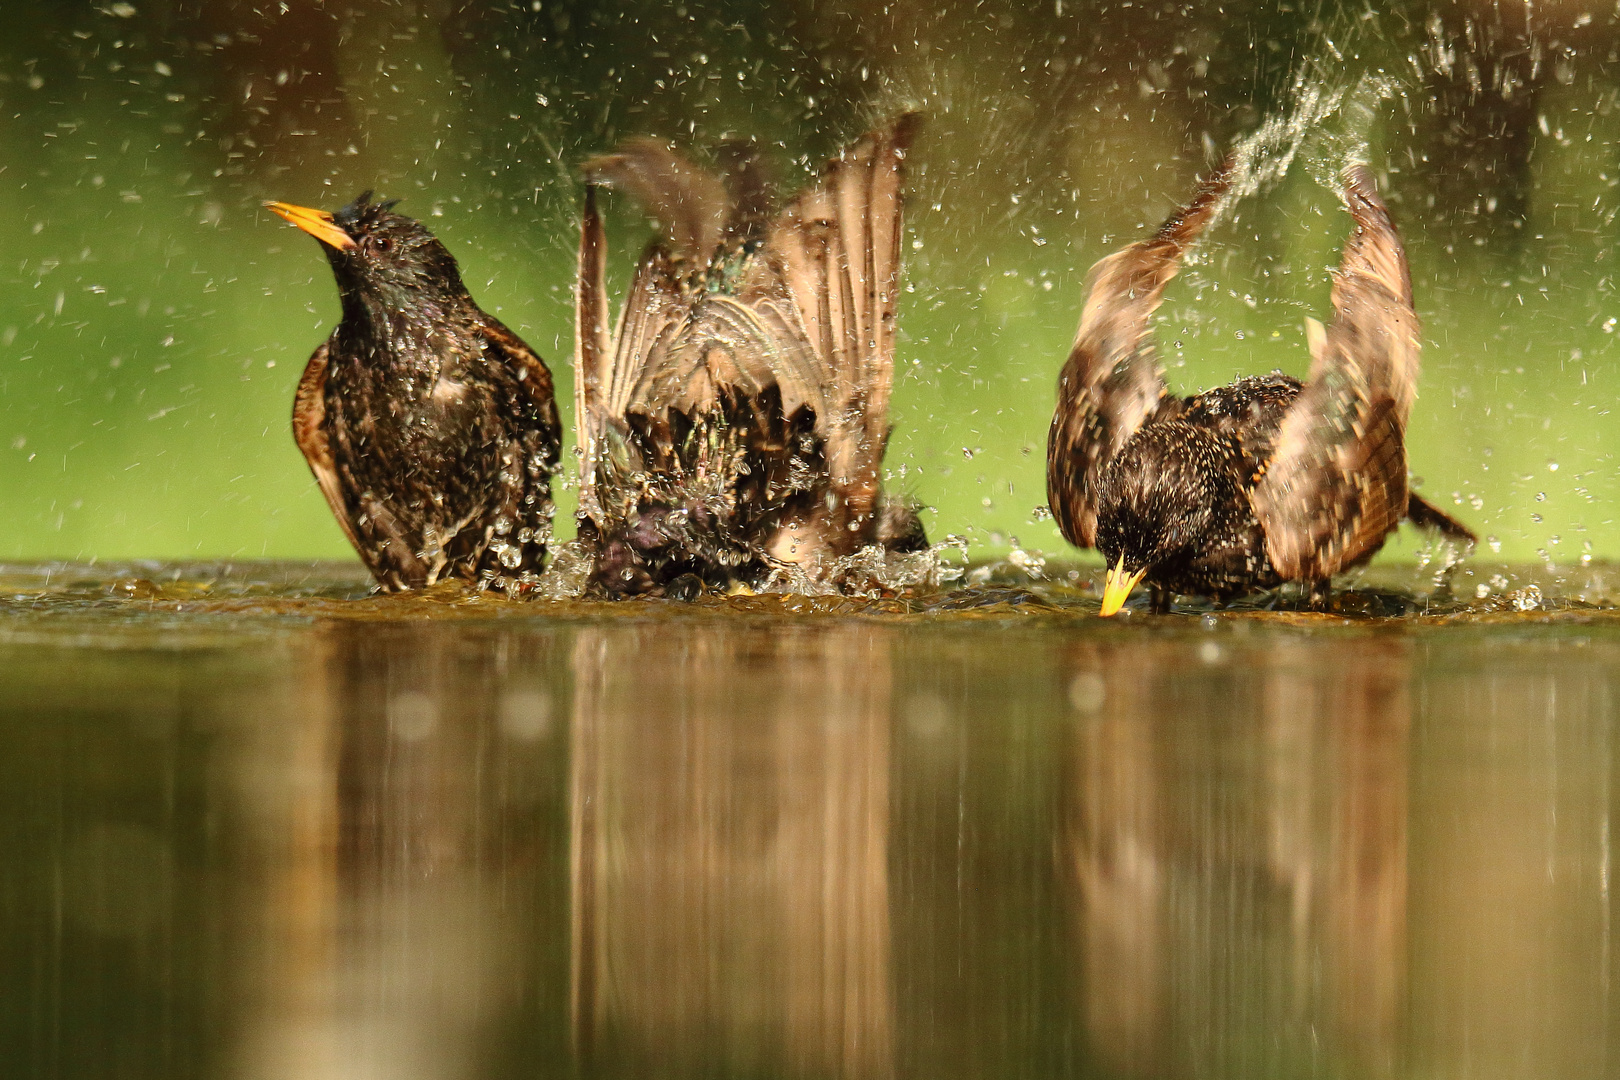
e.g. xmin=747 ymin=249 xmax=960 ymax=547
xmin=1512 ymin=585 xmax=1543 ymax=612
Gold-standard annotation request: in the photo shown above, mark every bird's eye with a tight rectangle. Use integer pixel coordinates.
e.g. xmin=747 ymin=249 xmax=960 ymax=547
xmin=367 ymin=235 xmax=393 ymax=255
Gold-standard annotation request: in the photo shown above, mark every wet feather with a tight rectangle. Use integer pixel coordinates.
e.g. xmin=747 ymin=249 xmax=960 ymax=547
xmin=574 ymin=116 xmax=926 ymax=597
xmin=1046 ymin=162 xmax=1474 ymax=611
xmin=279 ymin=192 xmax=561 ymax=593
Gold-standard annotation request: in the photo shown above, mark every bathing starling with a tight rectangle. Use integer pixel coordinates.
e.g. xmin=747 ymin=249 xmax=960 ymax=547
xmin=573 ymin=115 xmax=926 ymax=598
xmin=268 ymin=193 xmax=561 ymax=592
xmin=1047 ymin=162 xmax=1474 ymax=615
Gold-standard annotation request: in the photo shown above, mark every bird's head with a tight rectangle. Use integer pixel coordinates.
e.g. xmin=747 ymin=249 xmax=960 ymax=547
xmin=1093 ymin=423 xmax=1228 ymax=616
xmin=1093 ymin=510 xmax=1164 ymax=616
xmin=266 ymin=191 xmax=467 ymax=307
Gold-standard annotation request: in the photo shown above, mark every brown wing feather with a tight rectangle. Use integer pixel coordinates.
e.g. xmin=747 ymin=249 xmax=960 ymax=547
xmin=1253 ymin=165 xmax=1420 ymax=579
xmin=576 ymin=117 xmax=919 ymax=550
xmin=747 ymin=113 xmax=921 ymax=525
xmin=476 ymin=314 xmax=558 ymax=416
xmin=635 ymin=296 xmax=783 ymax=416
xmin=609 ymin=246 xmax=689 ymax=419
xmin=574 ymin=183 xmax=612 ymax=523
xmin=1406 ymin=492 xmax=1477 ymax=545
xmin=1045 ymin=161 xmax=1232 ymax=547
xmin=291 ymin=341 xmax=362 ymax=554
xmin=585 ymin=137 xmax=727 ymax=267
xmin=1322 ymin=165 xmax=1420 ymax=426
xmin=574 ymin=185 xmax=705 ymax=529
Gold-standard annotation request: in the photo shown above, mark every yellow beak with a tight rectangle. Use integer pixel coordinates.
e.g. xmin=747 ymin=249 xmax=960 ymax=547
xmin=264 ymin=200 xmax=356 ymax=250
xmin=1098 ymin=557 xmax=1147 ymax=617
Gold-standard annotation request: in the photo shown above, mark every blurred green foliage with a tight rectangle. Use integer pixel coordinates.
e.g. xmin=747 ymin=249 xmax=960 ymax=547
xmin=0 ymin=1 xmax=1615 ymax=562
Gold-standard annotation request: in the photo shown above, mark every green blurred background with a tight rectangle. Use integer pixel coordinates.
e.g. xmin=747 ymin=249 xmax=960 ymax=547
xmin=0 ymin=0 xmax=1614 ymax=564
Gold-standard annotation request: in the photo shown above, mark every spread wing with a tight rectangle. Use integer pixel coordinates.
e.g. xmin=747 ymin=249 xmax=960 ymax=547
xmin=739 ymin=113 xmax=921 ymax=526
xmin=574 ymin=182 xmax=614 ymax=523
xmin=574 ymin=185 xmax=778 ymax=522
xmin=585 ymin=136 xmax=727 ymax=267
xmin=1045 ymin=162 xmax=1231 ymax=547
xmin=291 ymin=341 xmax=361 ymax=553
xmin=574 ymin=116 xmax=920 ymax=533
xmin=1252 ymin=165 xmax=1419 ymax=580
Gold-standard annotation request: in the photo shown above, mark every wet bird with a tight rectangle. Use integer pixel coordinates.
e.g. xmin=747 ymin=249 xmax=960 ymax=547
xmin=572 ymin=116 xmax=927 ymax=598
xmin=1047 ymin=162 xmax=1475 ymax=615
xmin=267 ymin=192 xmax=561 ymax=592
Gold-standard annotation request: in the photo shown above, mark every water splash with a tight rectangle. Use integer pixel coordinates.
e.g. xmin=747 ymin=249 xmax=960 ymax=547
xmin=1202 ymin=45 xmax=1411 ymax=241
xmin=532 ymin=540 xmax=593 ymax=600
xmin=761 ymin=536 xmax=968 ymax=599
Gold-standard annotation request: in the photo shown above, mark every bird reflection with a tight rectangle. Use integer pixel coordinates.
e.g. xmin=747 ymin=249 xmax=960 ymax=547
xmin=569 ymin=623 xmax=897 ymax=1080
xmin=1062 ymin=636 xmax=1410 ymax=1078
xmin=233 ymin=623 xmax=572 ymax=1080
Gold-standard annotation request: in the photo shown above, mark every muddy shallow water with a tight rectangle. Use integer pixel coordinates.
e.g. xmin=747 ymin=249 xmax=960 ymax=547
xmin=1 ymin=561 xmax=1615 ymax=1080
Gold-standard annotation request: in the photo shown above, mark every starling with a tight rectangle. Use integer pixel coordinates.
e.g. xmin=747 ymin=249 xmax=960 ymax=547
xmin=267 ymin=192 xmax=561 ymax=592
xmin=572 ymin=116 xmax=927 ymax=598
xmin=1047 ymin=162 xmax=1475 ymax=615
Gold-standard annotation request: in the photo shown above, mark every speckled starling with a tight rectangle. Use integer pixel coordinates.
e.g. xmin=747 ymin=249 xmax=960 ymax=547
xmin=268 ymin=192 xmax=560 ymax=592
xmin=572 ymin=116 xmax=926 ymax=598
xmin=1047 ymin=162 xmax=1474 ymax=615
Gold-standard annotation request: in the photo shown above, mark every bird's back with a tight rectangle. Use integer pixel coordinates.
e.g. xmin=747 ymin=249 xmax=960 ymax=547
xmin=1096 ymin=373 xmax=1307 ymax=600
xmin=1178 ymin=372 xmax=1302 ymax=477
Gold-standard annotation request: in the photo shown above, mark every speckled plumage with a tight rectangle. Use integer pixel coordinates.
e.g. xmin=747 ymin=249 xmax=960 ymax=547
xmin=279 ymin=193 xmax=561 ymax=592
xmin=573 ymin=117 xmax=926 ymax=598
xmin=1048 ymin=163 xmax=1474 ymax=611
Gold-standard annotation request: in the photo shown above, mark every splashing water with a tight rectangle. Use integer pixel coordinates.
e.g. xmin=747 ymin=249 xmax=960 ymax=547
xmin=1201 ymin=68 xmax=1407 ymax=242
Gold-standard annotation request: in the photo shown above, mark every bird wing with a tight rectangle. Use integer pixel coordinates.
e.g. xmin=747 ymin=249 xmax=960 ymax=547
xmin=291 ymin=341 xmax=362 ymax=554
xmin=575 ymin=182 xmax=695 ymax=523
xmin=574 ymin=182 xmax=614 ymax=523
xmin=1045 ymin=162 xmax=1230 ymax=548
xmin=574 ymin=117 xmax=919 ymax=534
xmin=577 ymin=139 xmax=733 ymax=446
xmin=1252 ymin=165 xmax=1419 ymax=580
xmin=584 ymin=136 xmax=728 ymax=267
xmin=475 ymin=314 xmax=558 ymax=415
xmin=739 ymin=112 xmax=922 ymax=526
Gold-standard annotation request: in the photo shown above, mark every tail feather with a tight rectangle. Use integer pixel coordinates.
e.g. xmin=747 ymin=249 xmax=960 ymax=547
xmin=1405 ymin=492 xmax=1477 ymax=546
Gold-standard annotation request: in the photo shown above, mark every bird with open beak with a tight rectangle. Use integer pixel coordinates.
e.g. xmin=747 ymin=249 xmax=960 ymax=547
xmin=1047 ymin=161 xmax=1474 ymax=616
xmin=267 ymin=192 xmax=561 ymax=592
xmin=572 ymin=116 xmax=927 ymax=598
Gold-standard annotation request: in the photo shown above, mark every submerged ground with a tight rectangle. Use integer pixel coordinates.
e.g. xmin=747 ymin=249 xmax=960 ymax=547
xmin=0 ymin=562 xmax=1615 ymax=1079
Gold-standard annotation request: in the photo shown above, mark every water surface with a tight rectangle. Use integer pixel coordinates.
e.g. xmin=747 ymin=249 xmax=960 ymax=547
xmin=1 ymin=563 xmax=1616 ymax=1079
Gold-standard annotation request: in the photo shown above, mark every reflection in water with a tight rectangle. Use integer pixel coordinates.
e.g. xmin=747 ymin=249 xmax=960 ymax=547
xmin=0 ymin=599 xmax=1615 ymax=1079
xmin=233 ymin=625 xmax=575 ymax=1080
xmin=570 ymin=625 xmax=895 ymax=1079
xmin=1410 ymin=638 xmax=1614 ymax=1080
xmin=1064 ymin=638 xmax=1411 ymax=1078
